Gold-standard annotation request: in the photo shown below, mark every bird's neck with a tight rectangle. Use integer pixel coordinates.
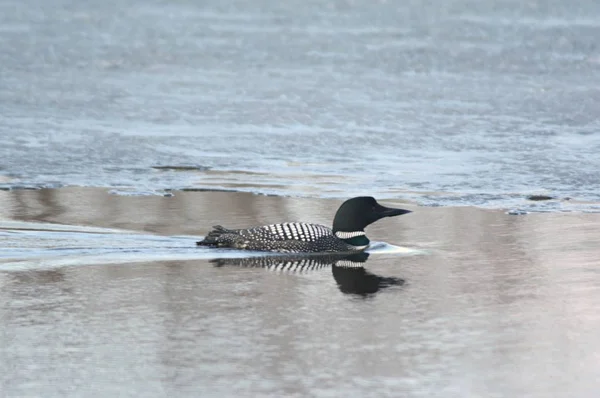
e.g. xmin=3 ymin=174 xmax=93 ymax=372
xmin=335 ymin=231 xmax=370 ymax=247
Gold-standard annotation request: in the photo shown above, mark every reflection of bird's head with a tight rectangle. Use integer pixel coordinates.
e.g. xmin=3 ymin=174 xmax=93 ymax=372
xmin=332 ymin=253 xmax=404 ymax=296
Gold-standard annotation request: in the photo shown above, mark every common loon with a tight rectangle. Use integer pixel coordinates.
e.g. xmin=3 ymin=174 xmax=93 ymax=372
xmin=196 ymin=196 xmax=411 ymax=253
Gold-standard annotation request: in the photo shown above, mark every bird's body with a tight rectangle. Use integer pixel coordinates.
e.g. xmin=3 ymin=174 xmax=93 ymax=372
xmin=200 ymin=223 xmax=366 ymax=253
xmin=197 ymin=197 xmax=411 ymax=254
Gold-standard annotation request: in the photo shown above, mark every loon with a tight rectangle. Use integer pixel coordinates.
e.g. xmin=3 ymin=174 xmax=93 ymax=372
xmin=196 ymin=196 xmax=411 ymax=253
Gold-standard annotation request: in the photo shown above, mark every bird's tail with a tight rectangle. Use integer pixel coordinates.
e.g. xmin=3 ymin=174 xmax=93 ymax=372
xmin=196 ymin=225 xmax=237 ymax=246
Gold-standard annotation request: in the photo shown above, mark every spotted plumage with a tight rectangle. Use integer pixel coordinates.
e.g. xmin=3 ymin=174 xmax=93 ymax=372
xmin=200 ymin=223 xmax=354 ymax=253
xmin=212 ymin=252 xmax=405 ymax=296
xmin=212 ymin=252 xmax=369 ymax=271
xmin=197 ymin=196 xmax=411 ymax=254
xmin=211 ymin=253 xmax=363 ymax=272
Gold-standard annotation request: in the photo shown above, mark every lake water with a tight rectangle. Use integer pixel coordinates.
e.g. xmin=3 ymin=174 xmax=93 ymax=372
xmin=1 ymin=0 xmax=600 ymax=212
xmin=1 ymin=189 xmax=600 ymax=397
xmin=1 ymin=0 xmax=600 ymax=396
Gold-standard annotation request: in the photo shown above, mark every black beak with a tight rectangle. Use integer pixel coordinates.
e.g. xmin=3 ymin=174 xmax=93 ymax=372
xmin=377 ymin=204 xmax=412 ymax=218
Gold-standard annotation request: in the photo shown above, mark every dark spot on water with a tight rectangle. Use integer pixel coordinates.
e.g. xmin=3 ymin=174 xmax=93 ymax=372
xmin=9 ymin=186 xmax=41 ymax=191
xmin=527 ymin=195 xmax=555 ymax=201
xmin=180 ymin=187 xmax=238 ymax=193
xmin=152 ymin=165 xmax=211 ymax=172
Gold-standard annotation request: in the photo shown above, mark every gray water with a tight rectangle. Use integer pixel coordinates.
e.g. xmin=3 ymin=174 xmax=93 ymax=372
xmin=2 ymin=2 xmax=600 ymax=396
xmin=1 ymin=0 xmax=600 ymax=211
xmin=1 ymin=189 xmax=600 ymax=397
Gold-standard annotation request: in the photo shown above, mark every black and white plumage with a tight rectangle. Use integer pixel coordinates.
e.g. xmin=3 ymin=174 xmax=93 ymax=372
xmin=212 ymin=252 xmax=405 ymax=296
xmin=197 ymin=196 xmax=411 ymax=254
xmin=200 ymin=223 xmax=358 ymax=253
xmin=211 ymin=252 xmax=368 ymax=272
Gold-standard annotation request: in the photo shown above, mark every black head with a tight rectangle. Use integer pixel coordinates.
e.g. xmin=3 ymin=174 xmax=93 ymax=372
xmin=332 ymin=196 xmax=411 ymax=232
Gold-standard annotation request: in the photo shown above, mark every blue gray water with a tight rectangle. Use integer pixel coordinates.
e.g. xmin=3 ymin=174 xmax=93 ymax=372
xmin=2 ymin=3 xmax=600 ymax=396
xmin=1 ymin=0 xmax=600 ymax=212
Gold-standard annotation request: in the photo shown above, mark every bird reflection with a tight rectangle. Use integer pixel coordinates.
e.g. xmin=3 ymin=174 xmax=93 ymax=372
xmin=211 ymin=252 xmax=404 ymax=296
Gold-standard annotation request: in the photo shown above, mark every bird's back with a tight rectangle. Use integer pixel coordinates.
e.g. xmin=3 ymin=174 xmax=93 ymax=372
xmin=197 ymin=222 xmax=354 ymax=253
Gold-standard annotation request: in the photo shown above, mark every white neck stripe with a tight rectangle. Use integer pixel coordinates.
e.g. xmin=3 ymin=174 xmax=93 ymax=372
xmin=335 ymin=231 xmax=366 ymax=239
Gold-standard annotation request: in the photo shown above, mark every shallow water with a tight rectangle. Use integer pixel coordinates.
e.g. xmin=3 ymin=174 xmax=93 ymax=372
xmin=1 ymin=189 xmax=599 ymax=397
xmin=1 ymin=0 xmax=600 ymax=211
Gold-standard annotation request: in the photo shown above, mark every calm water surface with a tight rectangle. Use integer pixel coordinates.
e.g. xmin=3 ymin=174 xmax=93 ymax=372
xmin=1 ymin=189 xmax=599 ymax=397
xmin=1 ymin=0 xmax=600 ymax=395
xmin=1 ymin=0 xmax=600 ymax=211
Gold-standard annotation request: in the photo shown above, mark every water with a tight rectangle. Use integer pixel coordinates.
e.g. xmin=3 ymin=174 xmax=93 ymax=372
xmin=2 ymin=1 xmax=600 ymax=396
xmin=1 ymin=188 xmax=600 ymax=397
xmin=1 ymin=0 xmax=600 ymax=212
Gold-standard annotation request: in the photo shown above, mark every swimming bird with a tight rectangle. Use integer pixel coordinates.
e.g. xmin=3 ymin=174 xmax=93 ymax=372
xmin=196 ymin=196 xmax=411 ymax=253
